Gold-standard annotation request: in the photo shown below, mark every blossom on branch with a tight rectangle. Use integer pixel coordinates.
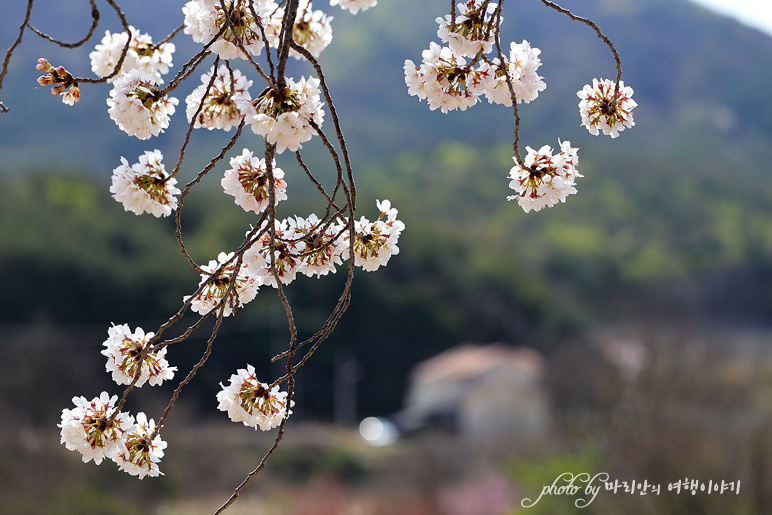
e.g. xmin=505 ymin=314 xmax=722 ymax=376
xmin=578 ymin=78 xmax=637 ymax=138
xmin=404 ymin=43 xmax=488 ymax=114
xmin=290 ymin=213 xmax=348 ymax=277
xmin=110 ymin=149 xmax=180 ymax=217
xmin=243 ymin=219 xmax=305 ymax=287
xmin=185 ymin=251 xmax=260 ymax=316
xmin=36 ymin=58 xmax=79 ymax=105
xmin=113 ymin=412 xmax=167 ymax=479
xmin=240 ymin=76 xmax=325 ymax=153
xmin=481 ymin=40 xmax=546 ymax=106
xmin=89 ymin=26 xmax=175 ymax=83
xmin=185 ymin=65 xmax=252 ymax=131
xmin=101 ymin=324 xmax=177 ymax=387
xmin=268 ymin=0 xmax=334 ymax=59
xmin=329 ymin=0 xmax=377 ymax=15
xmin=507 ymin=140 xmax=582 ymax=212
xmin=183 ymin=0 xmax=274 ymax=60
xmin=217 ymin=364 xmax=293 ymax=430
xmin=221 ymin=148 xmax=287 ymax=213
xmin=346 ymin=199 xmax=405 ymax=271
xmin=436 ymin=1 xmax=500 ymax=58
xmin=59 ymin=392 xmax=133 ymax=465
xmin=106 ymin=70 xmax=178 ymax=139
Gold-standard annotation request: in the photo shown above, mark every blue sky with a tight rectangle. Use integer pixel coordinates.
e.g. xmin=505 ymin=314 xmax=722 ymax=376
xmin=689 ymin=0 xmax=772 ymax=36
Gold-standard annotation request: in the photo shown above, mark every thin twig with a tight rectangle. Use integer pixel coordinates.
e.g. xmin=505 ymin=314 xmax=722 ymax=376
xmin=538 ymin=0 xmax=623 ymax=94
xmin=0 ymin=0 xmax=34 ymax=113
xmin=174 ymin=120 xmax=246 ymax=272
xmin=26 ymin=0 xmax=99 ymax=48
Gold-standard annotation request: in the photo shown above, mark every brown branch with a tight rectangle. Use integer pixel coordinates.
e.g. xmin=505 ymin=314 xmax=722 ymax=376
xmin=27 ymin=0 xmax=100 ymax=48
xmin=174 ymin=120 xmax=246 ymax=272
xmin=168 ymin=55 xmax=221 ymax=179
xmin=74 ymin=0 xmax=131 ymax=84
xmin=275 ymin=0 xmax=299 ymax=88
xmin=154 ymin=23 xmax=184 ymax=48
xmin=290 ymin=42 xmax=357 ymax=211
xmin=538 ymin=0 xmax=623 ymax=94
xmin=0 ymin=0 xmax=34 ymax=113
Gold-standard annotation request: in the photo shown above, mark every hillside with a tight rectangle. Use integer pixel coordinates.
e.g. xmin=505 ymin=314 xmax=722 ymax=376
xmin=1 ymin=0 xmax=772 ymax=417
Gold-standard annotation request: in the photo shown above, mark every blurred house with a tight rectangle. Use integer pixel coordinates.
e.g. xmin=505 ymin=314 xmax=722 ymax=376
xmin=397 ymin=344 xmax=550 ymax=442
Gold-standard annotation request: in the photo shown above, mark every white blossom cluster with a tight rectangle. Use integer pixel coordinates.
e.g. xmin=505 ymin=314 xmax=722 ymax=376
xmin=186 ymin=65 xmax=252 ymax=131
xmin=88 ymin=24 xmax=176 ymax=133
xmin=59 ymin=392 xmax=132 ymax=465
xmin=110 ymin=149 xmax=180 ymax=217
xmin=183 ymin=0 xmax=273 ymax=60
xmin=404 ymin=42 xmax=486 ymax=114
xmin=59 ymin=321 xmax=175 ymax=477
xmin=54 ymin=0 xmax=413 ymax=483
xmin=39 ymin=0 xmax=641 ymax=489
xmin=240 ymin=76 xmax=325 ymax=153
xmin=405 ymin=6 xmax=545 ymax=114
xmin=113 ymin=412 xmax=167 ymax=479
xmin=348 ymin=199 xmax=405 ymax=271
xmin=217 ymin=364 xmax=293 ymax=430
xmin=272 ymin=0 xmax=334 ymax=59
xmin=101 ymin=324 xmax=177 ymax=387
xmin=90 ymin=26 xmax=175 ymax=83
xmin=221 ymin=148 xmax=287 ymax=213
xmin=405 ymin=2 xmax=636 ymax=212
xmin=185 ymin=251 xmax=261 ymax=316
xmin=436 ymin=0 xmax=499 ymax=57
xmin=106 ymin=70 xmax=178 ymax=139
xmin=244 ymin=219 xmax=307 ymax=287
xmin=242 ymin=214 xmax=349 ymax=285
xmin=183 ymin=0 xmax=336 ymax=61
xmin=239 ymin=199 xmax=403 ymax=284
xmin=59 ymin=393 xmax=167 ymax=478
xmin=578 ymin=78 xmax=637 ymax=138
xmin=481 ymin=40 xmax=546 ymax=106
xmin=507 ymin=141 xmax=582 ymax=212
xmin=329 ymin=0 xmax=377 ymax=15
xmin=290 ymin=213 xmax=347 ymax=277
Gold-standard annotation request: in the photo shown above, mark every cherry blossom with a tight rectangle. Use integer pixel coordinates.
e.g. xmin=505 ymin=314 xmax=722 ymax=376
xmin=436 ymin=1 xmax=500 ymax=58
xmin=217 ymin=364 xmax=293 ymax=430
xmin=507 ymin=141 xmax=582 ymax=212
xmin=106 ymin=70 xmax=178 ymax=139
xmin=110 ymin=149 xmax=180 ymax=217
xmin=345 ymin=199 xmax=405 ymax=271
xmin=243 ymin=220 xmax=305 ymax=287
xmin=183 ymin=0 xmax=274 ymax=60
xmin=221 ymin=148 xmax=287 ymax=213
xmin=89 ymin=26 xmax=175 ymax=83
xmin=482 ymin=40 xmax=546 ymax=106
xmin=240 ymin=76 xmax=325 ymax=153
xmin=36 ymin=58 xmax=79 ymax=105
xmin=329 ymin=0 xmax=377 ymax=15
xmin=578 ymin=78 xmax=637 ymax=138
xmin=404 ymin=43 xmax=488 ymax=114
xmin=185 ymin=251 xmax=260 ymax=316
xmin=268 ymin=0 xmax=334 ymax=59
xmin=113 ymin=412 xmax=167 ymax=479
xmin=290 ymin=214 xmax=348 ymax=277
xmin=185 ymin=65 xmax=252 ymax=131
xmin=59 ymin=392 xmax=133 ymax=465
xmin=101 ymin=324 xmax=177 ymax=387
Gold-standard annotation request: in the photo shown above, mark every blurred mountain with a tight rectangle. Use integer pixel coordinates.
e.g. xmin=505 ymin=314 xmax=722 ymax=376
xmin=1 ymin=0 xmax=771 ymax=168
